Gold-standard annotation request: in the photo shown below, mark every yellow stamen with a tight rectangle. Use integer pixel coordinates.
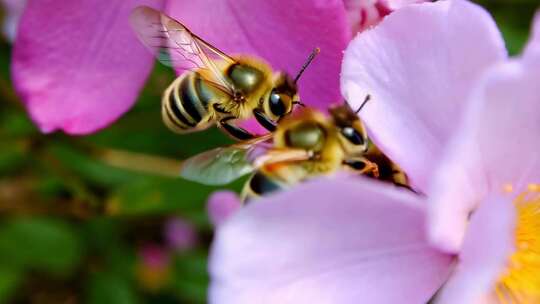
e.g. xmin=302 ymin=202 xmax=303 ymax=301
xmin=495 ymin=184 xmax=540 ymax=303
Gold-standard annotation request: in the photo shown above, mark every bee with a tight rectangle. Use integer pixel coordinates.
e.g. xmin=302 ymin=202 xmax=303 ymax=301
xmin=240 ymin=105 xmax=376 ymax=202
xmin=328 ymin=98 xmax=409 ymax=189
xmin=130 ymin=6 xmax=319 ymax=140
xmin=178 ymin=95 xmax=410 ymax=203
xmin=241 ymin=97 xmax=409 ymax=201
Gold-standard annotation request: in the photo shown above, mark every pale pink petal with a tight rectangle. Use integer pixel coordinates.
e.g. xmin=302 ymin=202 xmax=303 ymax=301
xmin=12 ymin=0 xmax=163 ymax=134
xmin=167 ymin=0 xmax=350 ymax=111
xmin=341 ymin=0 xmax=506 ymax=192
xmin=209 ymin=177 xmax=453 ymax=304
xmin=429 ymin=52 xmax=540 ymax=252
xmin=435 ymin=195 xmax=515 ymax=304
xmin=1 ymin=0 xmax=26 ymax=41
xmin=427 ymin=135 xmax=487 ymax=253
xmin=523 ymin=10 xmax=540 ymax=59
xmin=207 ymin=191 xmax=242 ymax=227
xmin=384 ymin=0 xmax=427 ymax=10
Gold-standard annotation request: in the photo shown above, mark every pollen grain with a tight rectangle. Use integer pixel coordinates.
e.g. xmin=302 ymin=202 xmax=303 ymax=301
xmin=495 ymin=184 xmax=540 ymax=303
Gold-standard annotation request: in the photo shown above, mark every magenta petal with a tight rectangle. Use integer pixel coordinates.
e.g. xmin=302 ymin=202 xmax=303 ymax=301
xmin=341 ymin=0 xmax=506 ymax=191
xmin=164 ymin=217 xmax=197 ymax=252
xmin=166 ymin=0 xmax=350 ymax=111
xmin=12 ymin=0 xmax=164 ymax=134
xmin=139 ymin=244 xmax=170 ymax=269
xmin=209 ymin=177 xmax=453 ymax=303
xmin=435 ymin=195 xmax=515 ymax=304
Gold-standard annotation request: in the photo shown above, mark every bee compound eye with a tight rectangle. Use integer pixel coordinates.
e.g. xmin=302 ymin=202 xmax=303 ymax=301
xmin=269 ymin=91 xmax=288 ymax=116
xmin=342 ymin=127 xmax=365 ymax=146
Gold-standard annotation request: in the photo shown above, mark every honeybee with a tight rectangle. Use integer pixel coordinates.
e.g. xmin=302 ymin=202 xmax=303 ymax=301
xmin=328 ymin=97 xmax=409 ymax=188
xmin=178 ymin=96 xmax=409 ymax=203
xmin=130 ymin=6 xmax=319 ymax=140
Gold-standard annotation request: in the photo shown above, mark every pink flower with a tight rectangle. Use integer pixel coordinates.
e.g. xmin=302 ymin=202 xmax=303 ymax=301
xmin=207 ymin=191 xmax=242 ymax=227
xmin=209 ymin=0 xmax=525 ymax=302
xmin=426 ymin=11 xmax=540 ymax=303
xmin=210 ymin=178 xmax=454 ymax=303
xmin=139 ymin=243 xmax=170 ymax=269
xmin=341 ymin=0 xmax=507 ymax=193
xmin=164 ymin=217 xmax=197 ymax=252
xmin=136 ymin=244 xmax=171 ymax=290
xmin=11 ymin=0 xmax=351 ymax=134
xmin=11 ymin=0 xmax=425 ymax=135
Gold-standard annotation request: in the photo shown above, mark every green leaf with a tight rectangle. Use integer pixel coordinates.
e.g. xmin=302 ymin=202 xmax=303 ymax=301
xmin=105 ymin=177 xmax=244 ymax=225
xmin=171 ymin=251 xmax=209 ymax=304
xmin=0 ymin=41 xmax=11 ymax=80
xmin=82 ymin=218 xmax=137 ymax=279
xmin=106 ymin=178 xmax=211 ymax=216
xmin=0 ymin=267 xmax=22 ymax=303
xmin=85 ymin=119 xmax=233 ymax=159
xmin=0 ymin=218 xmax=83 ymax=276
xmin=0 ymin=140 xmax=28 ymax=175
xmin=87 ymin=273 xmax=140 ymax=304
xmin=36 ymin=176 xmax=71 ymax=199
xmin=82 ymin=218 xmax=124 ymax=253
xmin=475 ymin=1 xmax=536 ymax=55
xmin=47 ymin=143 xmax=140 ymax=188
xmin=0 ymin=111 xmax=37 ymax=138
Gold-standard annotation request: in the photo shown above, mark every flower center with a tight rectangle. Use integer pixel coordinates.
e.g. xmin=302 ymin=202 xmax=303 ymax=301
xmin=495 ymin=184 xmax=540 ymax=303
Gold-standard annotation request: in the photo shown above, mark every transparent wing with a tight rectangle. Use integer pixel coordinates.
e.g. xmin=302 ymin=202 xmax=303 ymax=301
xmin=179 ymin=135 xmax=273 ymax=185
xmin=129 ymin=6 xmax=234 ymax=92
xmin=180 ymin=146 xmax=254 ymax=185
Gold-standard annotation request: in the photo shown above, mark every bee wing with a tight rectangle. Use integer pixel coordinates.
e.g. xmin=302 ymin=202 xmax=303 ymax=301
xmin=130 ymin=6 xmax=234 ymax=93
xmin=180 ymin=146 xmax=254 ymax=185
xmin=180 ymin=134 xmax=273 ymax=185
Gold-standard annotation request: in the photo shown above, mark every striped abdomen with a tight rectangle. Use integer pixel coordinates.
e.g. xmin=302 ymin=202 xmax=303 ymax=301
xmin=241 ymin=171 xmax=284 ymax=204
xmin=162 ymin=72 xmax=221 ymax=133
xmin=363 ymin=144 xmax=410 ymax=189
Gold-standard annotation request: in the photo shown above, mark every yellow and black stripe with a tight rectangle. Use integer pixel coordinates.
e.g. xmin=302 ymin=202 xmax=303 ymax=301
xmin=241 ymin=171 xmax=284 ymax=204
xmin=162 ymin=72 xmax=217 ymax=133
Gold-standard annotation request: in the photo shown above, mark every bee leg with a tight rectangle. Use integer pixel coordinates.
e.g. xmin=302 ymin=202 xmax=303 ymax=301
xmin=253 ymin=109 xmax=277 ymax=132
xmin=213 ymin=103 xmax=231 ymax=114
xmin=219 ymin=117 xmax=256 ymax=141
xmin=343 ymin=158 xmax=379 ymax=177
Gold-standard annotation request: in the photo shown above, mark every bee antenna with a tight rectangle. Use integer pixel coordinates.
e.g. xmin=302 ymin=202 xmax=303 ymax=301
xmin=293 ymin=47 xmax=320 ymax=84
xmin=293 ymin=101 xmax=306 ymax=107
xmin=355 ymin=94 xmax=371 ymax=114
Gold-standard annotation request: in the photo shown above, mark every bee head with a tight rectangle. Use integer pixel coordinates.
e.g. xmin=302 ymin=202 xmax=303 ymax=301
xmin=262 ymin=73 xmax=299 ymax=120
xmin=329 ymin=100 xmax=369 ymax=155
xmin=261 ymin=48 xmax=319 ymax=121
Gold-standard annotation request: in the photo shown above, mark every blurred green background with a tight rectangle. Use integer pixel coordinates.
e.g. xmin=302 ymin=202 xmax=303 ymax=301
xmin=0 ymin=1 xmax=538 ymax=303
